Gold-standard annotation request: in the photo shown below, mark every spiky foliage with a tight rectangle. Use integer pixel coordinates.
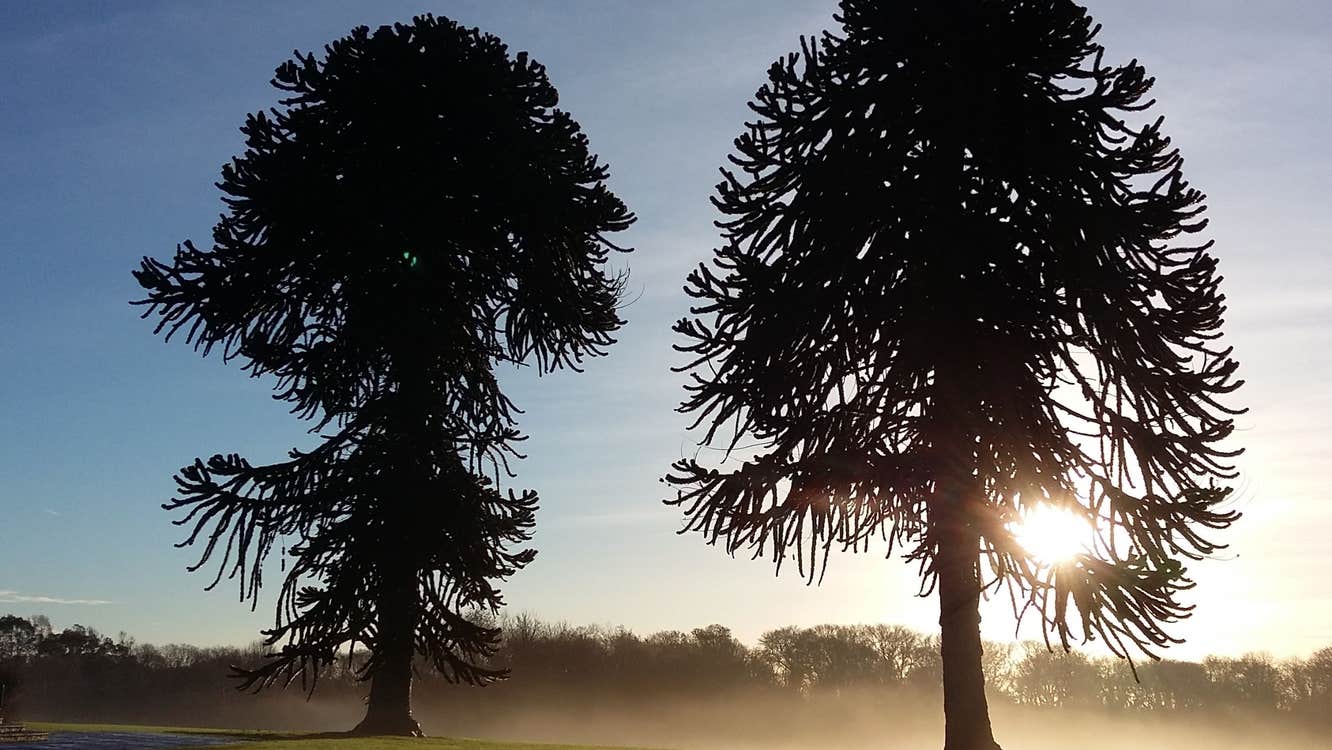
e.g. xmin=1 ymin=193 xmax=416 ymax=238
xmin=135 ymin=15 xmax=633 ymax=694
xmin=667 ymin=0 xmax=1241 ymax=662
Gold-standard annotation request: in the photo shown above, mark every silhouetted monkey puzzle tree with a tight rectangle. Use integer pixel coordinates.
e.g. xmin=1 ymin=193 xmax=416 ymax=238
xmin=665 ymin=2 xmax=1241 ymax=748
xmin=134 ymin=16 xmax=633 ymax=736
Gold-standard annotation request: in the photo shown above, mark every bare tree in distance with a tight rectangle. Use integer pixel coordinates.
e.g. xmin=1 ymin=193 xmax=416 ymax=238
xmin=665 ymin=1 xmax=1242 ymax=748
xmin=134 ymin=15 xmax=633 ymax=736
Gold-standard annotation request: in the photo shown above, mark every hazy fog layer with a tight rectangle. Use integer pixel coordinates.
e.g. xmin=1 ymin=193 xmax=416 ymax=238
xmin=99 ymin=689 xmax=1322 ymax=750
xmin=12 ymin=617 xmax=1331 ymax=749
xmin=423 ymin=695 xmax=1328 ymax=750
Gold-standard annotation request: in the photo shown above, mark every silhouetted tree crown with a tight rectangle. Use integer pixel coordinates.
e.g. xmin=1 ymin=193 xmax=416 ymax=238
xmin=667 ymin=1 xmax=1241 ymax=746
xmin=139 ymin=18 xmax=632 ymax=427
xmin=133 ymin=13 xmax=633 ymax=727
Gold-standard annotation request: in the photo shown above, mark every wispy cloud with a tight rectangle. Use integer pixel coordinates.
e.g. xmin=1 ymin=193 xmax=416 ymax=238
xmin=0 ymin=590 xmax=112 ymax=606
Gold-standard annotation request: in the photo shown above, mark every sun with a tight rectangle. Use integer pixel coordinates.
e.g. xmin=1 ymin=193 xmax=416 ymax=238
xmin=1009 ymin=504 xmax=1090 ymax=565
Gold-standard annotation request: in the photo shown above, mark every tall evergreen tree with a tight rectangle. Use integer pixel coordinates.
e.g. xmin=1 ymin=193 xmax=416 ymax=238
xmin=134 ymin=16 xmax=633 ymax=736
xmin=665 ymin=2 xmax=1241 ymax=748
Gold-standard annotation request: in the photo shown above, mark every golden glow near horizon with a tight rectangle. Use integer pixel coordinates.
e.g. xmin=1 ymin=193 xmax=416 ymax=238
xmin=1010 ymin=504 xmax=1090 ymax=566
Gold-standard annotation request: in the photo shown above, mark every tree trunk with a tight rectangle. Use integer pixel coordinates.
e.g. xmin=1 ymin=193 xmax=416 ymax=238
xmin=353 ymin=573 xmax=422 ymax=737
xmin=936 ymin=510 xmax=1001 ymax=750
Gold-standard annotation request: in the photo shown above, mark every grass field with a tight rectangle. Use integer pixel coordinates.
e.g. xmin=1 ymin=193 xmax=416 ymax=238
xmin=27 ymin=722 xmax=657 ymax=750
xmin=29 ymin=722 xmax=271 ymax=736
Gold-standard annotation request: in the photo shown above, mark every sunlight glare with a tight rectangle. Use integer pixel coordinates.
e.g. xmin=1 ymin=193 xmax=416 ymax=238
xmin=1010 ymin=504 xmax=1090 ymax=565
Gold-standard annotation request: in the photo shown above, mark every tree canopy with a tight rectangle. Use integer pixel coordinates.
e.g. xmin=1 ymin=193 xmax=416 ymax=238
xmin=134 ymin=14 xmax=633 ymax=734
xmin=666 ymin=1 xmax=1242 ymax=747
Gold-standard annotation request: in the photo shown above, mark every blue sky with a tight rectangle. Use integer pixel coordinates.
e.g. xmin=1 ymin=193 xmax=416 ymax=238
xmin=1 ymin=0 xmax=1329 ymax=660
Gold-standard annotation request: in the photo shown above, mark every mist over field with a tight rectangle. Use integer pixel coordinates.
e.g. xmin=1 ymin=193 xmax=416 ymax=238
xmin=6 ymin=615 xmax=1331 ymax=749
xmin=23 ymin=686 xmax=1329 ymax=750
xmin=420 ymin=697 xmax=1330 ymax=750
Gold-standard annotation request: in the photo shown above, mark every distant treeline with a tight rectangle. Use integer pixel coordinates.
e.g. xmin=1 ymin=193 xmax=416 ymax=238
xmin=3 ymin=613 xmax=1331 ymax=733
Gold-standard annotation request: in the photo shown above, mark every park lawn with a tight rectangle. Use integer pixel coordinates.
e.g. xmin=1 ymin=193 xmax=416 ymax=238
xmin=27 ymin=723 xmax=658 ymax=750
xmin=28 ymin=721 xmax=272 ymax=736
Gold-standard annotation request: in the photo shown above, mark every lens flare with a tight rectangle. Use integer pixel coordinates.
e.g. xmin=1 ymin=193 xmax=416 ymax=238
xmin=1010 ymin=504 xmax=1089 ymax=565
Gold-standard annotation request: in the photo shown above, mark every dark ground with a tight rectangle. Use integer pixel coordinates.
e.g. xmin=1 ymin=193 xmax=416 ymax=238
xmin=1 ymin=732 xmax=237 ymax=749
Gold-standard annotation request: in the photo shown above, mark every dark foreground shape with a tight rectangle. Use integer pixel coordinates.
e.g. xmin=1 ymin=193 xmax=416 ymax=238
xmin=350 ymin=713 xmax=423 ymax=738
xmin=134 ymin=11 xmax=633 ymax=736
xmin=936 ymin=501 xmax=1001 ymax=750
xmin=664 ymin=1 xmax=1242 ymax=750
xmin=352 ymin=647 xmax=422 ymax=737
